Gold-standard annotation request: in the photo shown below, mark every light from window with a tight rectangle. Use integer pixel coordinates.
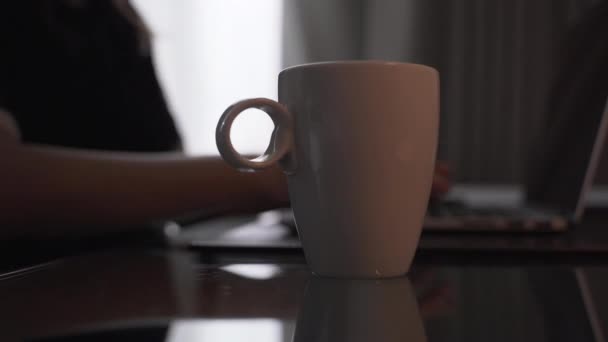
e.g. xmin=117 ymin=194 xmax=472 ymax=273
xmin=132 ymin=0 xmax=284 ymax=155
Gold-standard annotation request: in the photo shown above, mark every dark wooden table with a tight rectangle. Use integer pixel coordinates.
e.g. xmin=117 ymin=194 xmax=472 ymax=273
xmin=2 ymin=211 xmax=608 ymax=341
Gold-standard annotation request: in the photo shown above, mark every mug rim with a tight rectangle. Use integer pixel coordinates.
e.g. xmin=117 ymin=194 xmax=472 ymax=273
xmin=280 ymin=60 xmax=437 ymax=76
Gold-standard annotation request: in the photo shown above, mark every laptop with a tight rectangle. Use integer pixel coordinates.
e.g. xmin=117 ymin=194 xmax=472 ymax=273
xmin=426 ymin=99 xmax=608 ymax=232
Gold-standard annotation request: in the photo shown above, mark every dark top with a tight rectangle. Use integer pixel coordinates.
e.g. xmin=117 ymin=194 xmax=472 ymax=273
xmin=0 ymin=1 xmax=181 ymax=152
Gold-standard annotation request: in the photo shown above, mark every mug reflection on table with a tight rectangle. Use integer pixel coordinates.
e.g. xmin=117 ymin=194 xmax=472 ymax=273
xmin=294 ymin=276 xmax=426 ymax=342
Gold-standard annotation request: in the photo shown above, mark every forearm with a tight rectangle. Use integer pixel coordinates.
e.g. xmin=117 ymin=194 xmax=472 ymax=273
xmin=1 ymin=142 xmax=274 ymax=238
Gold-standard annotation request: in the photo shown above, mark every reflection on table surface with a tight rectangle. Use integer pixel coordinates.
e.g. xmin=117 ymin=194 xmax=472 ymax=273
xmin=1 ymin=250 xmax=605 ymax=341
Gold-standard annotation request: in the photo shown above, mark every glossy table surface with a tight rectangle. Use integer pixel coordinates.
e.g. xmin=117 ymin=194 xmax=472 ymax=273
xmin=3 ymin=209 xmax=608 ymax=341
xmin=2 ymin=246 xmax=608 ymax=341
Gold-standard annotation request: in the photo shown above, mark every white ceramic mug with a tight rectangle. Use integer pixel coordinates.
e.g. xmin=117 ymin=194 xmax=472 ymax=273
xmin=216 ymin=61 xmax=439 ymax=278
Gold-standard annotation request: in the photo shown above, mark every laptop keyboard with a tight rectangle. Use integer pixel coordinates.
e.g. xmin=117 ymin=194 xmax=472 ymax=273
xmin=425 ymin=200 xmax=569 ymax=232
xmin=429 ymin=199 xmax=526 ymax=217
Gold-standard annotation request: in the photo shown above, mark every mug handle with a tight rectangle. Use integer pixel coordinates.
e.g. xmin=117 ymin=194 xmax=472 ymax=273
xmin=216 ymin=98 xmax=296 ymax=173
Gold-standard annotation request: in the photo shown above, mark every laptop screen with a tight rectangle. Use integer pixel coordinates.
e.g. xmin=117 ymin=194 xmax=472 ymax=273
xmin=524 ymin=1 xmax=608 ymax=219
xmin=525 ymin=99 xmax=608 ymax=219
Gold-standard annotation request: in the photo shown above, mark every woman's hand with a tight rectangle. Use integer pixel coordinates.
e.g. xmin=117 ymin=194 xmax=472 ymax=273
xmin=431 ymin=161 xmax=451 ymax=198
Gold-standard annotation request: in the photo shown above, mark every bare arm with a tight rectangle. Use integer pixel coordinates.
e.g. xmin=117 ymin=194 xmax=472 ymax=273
xmin=0 ymin=110 xmax=288 ymax=239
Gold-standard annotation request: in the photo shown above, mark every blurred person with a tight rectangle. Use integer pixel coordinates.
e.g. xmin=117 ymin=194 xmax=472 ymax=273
xmin=0 ymin=1 xmax=449 ymax=239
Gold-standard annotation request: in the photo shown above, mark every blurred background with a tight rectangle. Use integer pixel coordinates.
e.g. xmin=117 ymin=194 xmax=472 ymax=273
xmin=132 ymin=0 xmax=608 ymax=185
